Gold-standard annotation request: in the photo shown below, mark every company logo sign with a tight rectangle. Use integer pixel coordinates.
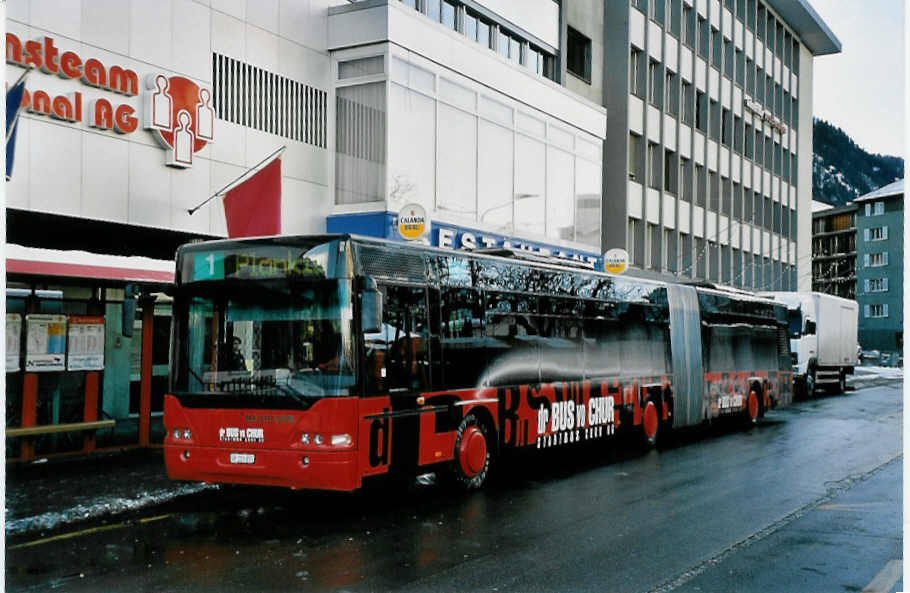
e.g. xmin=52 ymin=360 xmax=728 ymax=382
xmin=744 ymin=98 xmax=786 ymax=135
xmin=143 ymin=74 xmax=214 ymax=168
xmin=603 ymin=248 xmax=629 ymax=274
xmin=5 ymin=33 xmax=214 ymax=168
xmin=397 ymin=203 xmax=429 ymax=240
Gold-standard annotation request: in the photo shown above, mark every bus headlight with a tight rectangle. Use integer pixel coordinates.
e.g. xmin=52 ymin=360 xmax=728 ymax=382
xmin=173 ymin=429 xmax=181 ymax=440
xmin=331 ymin=434 xmax=352 ymax=447
xmin=301 ymin=433 xmax=311 ymax=444
xmin=314 ymin=434 xmax=324 ymax=445
xmin=182 ymin=429 xmax=192 ymax=440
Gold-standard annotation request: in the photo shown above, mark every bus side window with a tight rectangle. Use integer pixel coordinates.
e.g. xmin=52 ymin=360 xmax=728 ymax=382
xmin=369 ymin=285 xmax=429 ymax=392
xmin=440 ymin=288 xmax=486 ymax=389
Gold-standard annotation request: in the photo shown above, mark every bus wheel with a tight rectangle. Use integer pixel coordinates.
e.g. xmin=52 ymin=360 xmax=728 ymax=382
xmin=642 ymin=401 xmax=659 ymax=448
xmin=747 ymin=389 xmax=760 ymax=424
xmin=452 ymin=414 xmax=491 ymax=490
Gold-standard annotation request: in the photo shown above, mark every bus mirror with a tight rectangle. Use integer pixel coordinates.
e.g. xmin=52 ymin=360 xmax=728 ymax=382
xmin=361 ymin=287 xmax=383 ymax=334
xmin=122 ymin=284 xmax=139 ymax=337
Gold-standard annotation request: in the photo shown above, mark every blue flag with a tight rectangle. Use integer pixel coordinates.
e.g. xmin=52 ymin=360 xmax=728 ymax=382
xmin=6 ymin=77 xmax=27 ymax=181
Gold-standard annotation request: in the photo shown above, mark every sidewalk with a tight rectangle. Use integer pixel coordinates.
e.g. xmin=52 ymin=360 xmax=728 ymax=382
xmin=5 ymin=449 xmax=214 ymax=538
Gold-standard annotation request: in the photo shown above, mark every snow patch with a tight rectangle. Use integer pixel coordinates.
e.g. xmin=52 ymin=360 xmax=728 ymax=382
xmin=6 ymin=482 xmax=217 ymax=536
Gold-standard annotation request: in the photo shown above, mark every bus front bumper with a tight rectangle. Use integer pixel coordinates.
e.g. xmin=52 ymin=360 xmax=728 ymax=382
xmin=164 ymin=444 xmax=360 ymax=491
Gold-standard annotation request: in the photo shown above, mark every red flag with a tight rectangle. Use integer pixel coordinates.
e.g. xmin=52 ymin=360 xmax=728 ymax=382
xmin=223 ymin=157 xmax=282 ymax=237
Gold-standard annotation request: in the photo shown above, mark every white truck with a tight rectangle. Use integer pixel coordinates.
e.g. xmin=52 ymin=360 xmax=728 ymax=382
xmin=759 ymin=292 xmax=858 ymax=396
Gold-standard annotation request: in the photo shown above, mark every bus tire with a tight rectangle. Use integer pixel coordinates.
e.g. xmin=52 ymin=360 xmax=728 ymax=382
xmin=642 ymin=400 xmax=659 ymax=448
xmin=451 ymin=413 xmax=491 ymax=490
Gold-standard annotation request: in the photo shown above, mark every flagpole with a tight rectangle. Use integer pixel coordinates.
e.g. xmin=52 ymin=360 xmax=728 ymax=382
xmin=6 ymin=67 xmax=31 ymax=144
xmin=187 ymin=145 xmax=286 ymax=215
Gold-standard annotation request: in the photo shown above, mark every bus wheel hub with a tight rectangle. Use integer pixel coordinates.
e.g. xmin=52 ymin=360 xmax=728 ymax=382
xmin=643 ymin=402 xmax=658 ymax=441
xmin=459 ymin=427 xmax=487 ymax=477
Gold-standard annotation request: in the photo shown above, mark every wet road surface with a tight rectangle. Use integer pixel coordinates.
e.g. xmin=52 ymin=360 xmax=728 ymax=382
xmin=7 ymin=382 xmax=902 ymax=592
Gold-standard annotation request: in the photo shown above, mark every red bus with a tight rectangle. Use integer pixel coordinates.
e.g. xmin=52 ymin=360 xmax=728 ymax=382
xmin=164 ymin=235 xmax=792 ymax=491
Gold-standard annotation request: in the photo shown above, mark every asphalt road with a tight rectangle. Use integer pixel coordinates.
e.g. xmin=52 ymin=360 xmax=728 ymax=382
xmin=6 ymin=382 xmax=902 ymax=593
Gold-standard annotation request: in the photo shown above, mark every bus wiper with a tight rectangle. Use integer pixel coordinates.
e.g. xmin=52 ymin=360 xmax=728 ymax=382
xmin=271 ymin=382 xmax=308 ymax=406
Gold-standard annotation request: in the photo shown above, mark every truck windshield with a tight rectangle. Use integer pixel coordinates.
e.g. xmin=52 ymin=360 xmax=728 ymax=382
xmin=173 ymin=280 xmax=355 ymax=401
xmin=787 ymin=308 xmax=802 ymax=339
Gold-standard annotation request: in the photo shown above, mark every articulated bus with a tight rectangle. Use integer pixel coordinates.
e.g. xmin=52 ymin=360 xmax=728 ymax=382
xmin=164 ymin=234 xmax=792 ymax=491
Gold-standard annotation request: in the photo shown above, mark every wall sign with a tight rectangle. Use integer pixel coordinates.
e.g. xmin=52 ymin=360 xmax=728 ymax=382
xmin=25 ymin=314 xmax=67 ymax=372
xmin=743 ymin=98 xmax=786 ymax=134
xmin=603 ymin=248 xmax=629 ymax=274
xmin=397 ymin=204 xmax=429 ymax=240
xmin=66 ymin=315 xmax=106 ymax=371
xmin=6 ymin=33 xmax=214 ymax=167
xmin=6 ymin=314 xmax=22 ymax=373
xmin=435 ymin=224 xmax=599 ymax=267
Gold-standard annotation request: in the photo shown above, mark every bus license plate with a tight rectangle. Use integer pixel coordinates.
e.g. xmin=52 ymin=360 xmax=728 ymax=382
xmin=230 ymin=453 xmax=255 ymax=464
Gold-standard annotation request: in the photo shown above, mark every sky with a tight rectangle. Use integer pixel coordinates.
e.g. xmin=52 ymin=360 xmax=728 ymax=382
xmin=809 ymin=0 xmax=904 ymax=157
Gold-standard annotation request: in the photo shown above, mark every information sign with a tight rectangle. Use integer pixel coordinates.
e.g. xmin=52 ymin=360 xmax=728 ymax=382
xmin=67 ymin=315 xmax=106 ymax=371
xmin=6 ymin=314 xmax=21 ymax=372
xmin=25 ymin=314 xmax=67 ymax=372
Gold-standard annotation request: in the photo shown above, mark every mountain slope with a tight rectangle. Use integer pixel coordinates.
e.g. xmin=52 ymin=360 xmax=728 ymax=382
xmin=812 ymin=118 xmax=903 ymax=207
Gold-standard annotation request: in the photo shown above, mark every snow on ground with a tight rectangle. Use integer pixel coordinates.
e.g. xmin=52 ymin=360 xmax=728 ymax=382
xmin=853 ymin=366 xmax=904 ymax=380
xmin=5 ymin=482 xmax=218 ymax=537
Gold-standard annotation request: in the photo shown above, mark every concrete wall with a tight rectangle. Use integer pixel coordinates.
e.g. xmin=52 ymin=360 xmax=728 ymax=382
xmin=797 ymin=43 xmax=814 ymax=291
xmin=563 ymin=1 xmax=604 ymax=106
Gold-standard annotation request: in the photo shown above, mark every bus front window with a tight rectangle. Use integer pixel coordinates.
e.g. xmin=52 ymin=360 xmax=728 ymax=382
xmin=175 ymin=281 xmax=355 ymax=400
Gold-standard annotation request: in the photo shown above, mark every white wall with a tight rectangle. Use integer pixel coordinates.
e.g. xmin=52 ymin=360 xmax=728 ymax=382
xmin=6 ymin=0 xmax=342 ymax=237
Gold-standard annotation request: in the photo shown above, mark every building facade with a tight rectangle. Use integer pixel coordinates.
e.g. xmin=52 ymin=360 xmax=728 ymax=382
xmin=854 ymin=180 xmax=903 ymax=356
xmin=5 ymin=0 xmax=606 ymax=458
xmin=601 ymin=0 xmax=838 ymax=289
xmin=811 ymin=202 xmax=856 ymax=299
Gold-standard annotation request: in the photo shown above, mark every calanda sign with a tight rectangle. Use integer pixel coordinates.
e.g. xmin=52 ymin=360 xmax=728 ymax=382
xmin=6 ymin=33 xmax=214 ymax=167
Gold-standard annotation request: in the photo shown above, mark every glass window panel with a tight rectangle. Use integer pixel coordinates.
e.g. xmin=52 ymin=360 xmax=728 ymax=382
xmin=388 ymin=84 xmax=435 ymax=212
xmin=574 ymin=158 xmax=601 ymax=248
xmin=497 ymin=30 xmax=510 ymax=58
xmin=477 ymin=20 xmax=491 ymax=48
xmin=478 ymin=120 xmax=514 ymax=233
xmin=464 ymin=13 xmax=477 ymax=40
xmin=437 ymin=103 xmax=478 ymax=221
xmin=335 ymin=82 xmax=386 ymax=204
xmin=515 ymin=135 xmax=546 ymax=236
xmin=509 ymin=37 xmax=521 ymax=63
xmin=546 ymin=146 xmax=575 ymax=241
xmin=441 ymin=1 xmax=456 ymax=28
xmin=425 ymin=0 xmax=441 ymax=21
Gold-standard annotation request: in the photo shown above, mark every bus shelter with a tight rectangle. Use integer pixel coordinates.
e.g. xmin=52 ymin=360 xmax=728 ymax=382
xmin=6 ymin=244 xmax=175 ymax=462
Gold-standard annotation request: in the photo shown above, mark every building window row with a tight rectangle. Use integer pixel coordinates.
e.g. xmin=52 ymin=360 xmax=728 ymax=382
xmin=399 ymin=0 xmax=556 ymax=80
xmin=865 ymin=252 xmax=889 ymax=267
xmin=213 ymin=53 xmax=327 ymax=148
xmin=865 ymin=226 xmax=888 ymax=241
xmin=864 ymin=201 xmax=886 ymax=216
xmin=866 ymin=278 xmax=889 ymax=293
xmin=865 ymin=304 xmax=889 ymax=318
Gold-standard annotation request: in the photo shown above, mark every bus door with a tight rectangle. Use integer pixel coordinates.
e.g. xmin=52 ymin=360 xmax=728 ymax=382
xmin=666 ymin=284 xmax=704 ymax=428
xmin=359 ymin=284 xmax=430 ymax=477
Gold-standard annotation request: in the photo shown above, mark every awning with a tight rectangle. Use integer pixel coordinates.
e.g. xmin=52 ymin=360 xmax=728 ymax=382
xmin=6 ymin=244 xmax=175 ymax=284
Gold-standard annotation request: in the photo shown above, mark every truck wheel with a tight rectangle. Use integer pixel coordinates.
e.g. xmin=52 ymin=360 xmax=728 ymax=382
xmin=837 ymin=371 xmax=846 ymax=394
xmin=451 ymin=414 xmax=491 ymax=490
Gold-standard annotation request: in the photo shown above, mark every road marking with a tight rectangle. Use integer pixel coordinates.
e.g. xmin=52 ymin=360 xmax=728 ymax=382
xmin=861 ymin=559 xmax=901 ymax=593
xmin=8 ymin=514 xmax=172 ymax=550
xmin=817 ymin=502 xmax=887 ymax=512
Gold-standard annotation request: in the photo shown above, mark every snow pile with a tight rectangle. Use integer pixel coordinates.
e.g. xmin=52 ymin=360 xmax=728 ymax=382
xmin=6 ymin=482 xmax=217 ymax=536
xmin=853 ymin=366 xmax=903 ymax=380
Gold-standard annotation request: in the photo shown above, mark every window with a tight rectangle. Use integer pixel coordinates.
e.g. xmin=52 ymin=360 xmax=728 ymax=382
xmin=464 ymin=12 xmax=478 ymax=39
xmin=733 ymin=115 xmax=743 ymax=153
xmin=698 ymin=16 xmax=709 ymax=58
xmin=567 ymin=27 xmax=592 ymax=82
xmin=695 ymin=164 xmax=705 ymax=207
xmin=477 ymin=19 xmax=491 ymax=48
xmin=425 ymin=0 xmax=441 ymax=21
xmin=666 ymin=71 xmax=678 ymax=115
xmin=648 ymin=142 xmax=661 ymax=189
xmin=735 ymin=49 xmax=744 ymax=86
xmin=664 ymin=149 xmax=677 ymax=193
xmin=711 ymin=30 xmax=721 ymax=66
xmin=709 ymin=100 xmax=720 ymax=140
xmin=681 ymin=81 xmax=694 ymax=124
xmin=683 ymin=5 xmax=695 ymax=47
xmin=724 ymin=40 xmax=733 ymax=78
xmin=496 ymin=28 xmax=510 ymax=58
xmin=680 ymin=232 xmax=692 ymax=276
xmin=867 ymin=278 xmax=889 ymax=293
xmin=630 ymin=48 xmax=644 ymax=96
xmin=874 ymin=201 xmax=885 ymax=215
xmin=695 ymin=91 xmax=707 ymax=132
xmin=664 ymin=228 xmax=676 ymax=272
xmin=375 ymin=285 xmax=430 ymax=392
xmin=867 ymin=304 xmax=888 ymax=318
xmin=867 ymin=252 xmax=888 ymax=267
xmin=647 ymin=223 xmax=660 ymax=269
xmin=629 ymin=133 xmax=644 ymax=181
xmin=680 ymin=157 xmax=692 ymax=201
xmin=648 ymin=60 xmax=661 ymax=106
xmin=709 ymin=171 xmax=718 ymax=210
xmin=721 ymin=108 xmax=731 ymax=145
xmin=866 ymin=226 xmax=888 ymax=241
xmin=441 ymin=1 xmax=456 ymax=28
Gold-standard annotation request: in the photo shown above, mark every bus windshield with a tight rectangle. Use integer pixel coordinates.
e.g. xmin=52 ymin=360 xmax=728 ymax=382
xmin=173 ymin=280 xmax=356 ymax=401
